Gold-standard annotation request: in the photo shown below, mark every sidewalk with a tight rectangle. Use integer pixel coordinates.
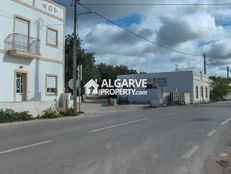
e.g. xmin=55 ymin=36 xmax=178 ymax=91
xmin=81 ymin=96 xmax=149 ymax=115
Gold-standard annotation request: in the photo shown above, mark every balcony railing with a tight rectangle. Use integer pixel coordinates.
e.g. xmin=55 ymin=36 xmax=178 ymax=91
xmin=5 ymin=33 xmax=40 ymax=55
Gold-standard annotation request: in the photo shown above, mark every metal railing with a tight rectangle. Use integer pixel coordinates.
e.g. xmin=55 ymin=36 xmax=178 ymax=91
xmin=4 ymin=33 xmax=40 ymax=55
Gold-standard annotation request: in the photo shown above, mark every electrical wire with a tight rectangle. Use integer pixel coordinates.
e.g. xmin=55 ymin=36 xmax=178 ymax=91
xmin=0 ymin=0 xmax=205 ymax=57
xmin=80 ymin=2 xmax=231 ymax=6
xmin=78 ymin=2 xmax=202 ymax=57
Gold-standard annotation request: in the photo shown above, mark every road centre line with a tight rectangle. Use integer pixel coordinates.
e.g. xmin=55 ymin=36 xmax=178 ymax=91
xmin=0 ymin=140 xmax=52 ymax=155
xmin=90 ymin=118 xmax=147 ymax=133
xmin=182 ymin=146 xmax=199 ymax=159
xmin=162 ymin=110 xmax=188 ymax=116
xmin=221 ymin=117 xmax=231 ymax=125
xmin=207 ymin=129 xmax=216 ymax=136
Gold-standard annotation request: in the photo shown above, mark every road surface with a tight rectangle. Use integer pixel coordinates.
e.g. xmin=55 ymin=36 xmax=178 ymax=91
xmin=0 ymin=102 xmax=230 ymax=174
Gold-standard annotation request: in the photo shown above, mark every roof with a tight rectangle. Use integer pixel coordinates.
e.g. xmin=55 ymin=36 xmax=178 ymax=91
xmin=117 ymin=71 xmax=208 ymax=78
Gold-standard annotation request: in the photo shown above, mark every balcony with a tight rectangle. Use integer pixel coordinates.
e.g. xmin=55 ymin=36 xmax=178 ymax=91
xmin=4 ymin=33 xmax=40 ymax=58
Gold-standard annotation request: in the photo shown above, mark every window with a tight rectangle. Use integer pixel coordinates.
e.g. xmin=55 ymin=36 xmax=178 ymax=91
xmin=46 ymin=75 xmax=57 ymax=95
xmin=47 ymin=28 xmax=58 ymax=46
xmin=146 ymin=79 xmax=157 ymax=89
xmin=146 ymin=84 xmax=157 ymax=89
xmin=14 ymin=17 xmax=30 ymax=52
xmin=205 ymin=87 xmax=208 ymax=98
xmin=201 ymin=86 xmax=204 ymax=98
xmin=196 ymin=86 xmax=199 ymax=99
xmin=15 ymin=17 xmax=30 ymax=36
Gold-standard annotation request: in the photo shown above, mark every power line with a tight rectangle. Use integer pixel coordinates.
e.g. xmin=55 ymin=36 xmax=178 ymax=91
xmin=54 ymin=0 xmax=231 ymax=6
xmin=78 ymin=3 xmax=202 ymax=57
xmin=80 ymin=2 xmax=231 ymax=6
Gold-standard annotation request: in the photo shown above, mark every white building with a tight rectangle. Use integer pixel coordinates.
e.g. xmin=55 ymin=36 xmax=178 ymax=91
xmin=0 ymin=0 xmax=65 ymax=116
xmin=117 ymin=71 xmax=210 ymax=104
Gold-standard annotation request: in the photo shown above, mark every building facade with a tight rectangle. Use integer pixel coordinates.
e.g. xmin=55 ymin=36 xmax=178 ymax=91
xmin=0 ymin=0 xmax=65 ymax=115
xmin=117 ymin=71 xmax=210 ymax=104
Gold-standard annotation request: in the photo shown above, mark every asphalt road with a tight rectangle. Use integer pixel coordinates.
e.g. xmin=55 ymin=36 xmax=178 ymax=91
xmin=0 ymin=102 xmax=231 ymax=174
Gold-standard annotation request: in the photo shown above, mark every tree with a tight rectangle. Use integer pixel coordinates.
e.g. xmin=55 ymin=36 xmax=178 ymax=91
xmin=97 ymin=63 xmax=137 ymax=85
xmin=65 ymin=34 xmax=99 ymax=92
xmin=210 ymin=77 xmax=230 ymax=101
xmin=65 ymin=34 xmax=139 ymax=94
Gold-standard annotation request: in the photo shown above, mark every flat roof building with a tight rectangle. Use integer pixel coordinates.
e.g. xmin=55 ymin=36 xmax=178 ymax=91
xmin=117 ymin=71 xmax=210 ymax=104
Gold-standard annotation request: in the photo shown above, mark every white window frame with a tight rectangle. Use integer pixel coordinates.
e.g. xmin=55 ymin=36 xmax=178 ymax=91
xmin=46 ymin=74 xmax=58 ymax=95
xmin=46 ymin=27 xmax=58 ymax=47
xmin=14 ymin=16 xmax=30 ymax=36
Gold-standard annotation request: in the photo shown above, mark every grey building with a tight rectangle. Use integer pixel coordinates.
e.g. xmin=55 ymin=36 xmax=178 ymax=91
xmin=117 ymin=71 xmax=210 ymax=104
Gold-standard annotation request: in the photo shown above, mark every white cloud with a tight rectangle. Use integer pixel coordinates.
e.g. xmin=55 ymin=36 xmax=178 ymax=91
xmin=56 ymin=0 xmax=231 ymax=76
xmin=205 ymin=39 xmax=231 ymax=59
xmin=157 ymin=12 xmax=219 ymax=46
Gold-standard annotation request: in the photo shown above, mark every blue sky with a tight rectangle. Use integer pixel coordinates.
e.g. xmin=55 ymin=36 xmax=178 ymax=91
xmin=114 ymin=14 xmax=143 ymax=27
xmin=56 ymin=0 xmax=231 ymax=77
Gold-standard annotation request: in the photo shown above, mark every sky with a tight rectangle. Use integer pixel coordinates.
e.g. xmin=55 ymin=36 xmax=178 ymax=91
xmin=54 ymin=0 xmax=231 ymax=77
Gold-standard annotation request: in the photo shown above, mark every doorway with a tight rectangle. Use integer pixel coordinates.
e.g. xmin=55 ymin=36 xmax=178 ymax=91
xmin=15 ymin=72 xmax=27 ymax=102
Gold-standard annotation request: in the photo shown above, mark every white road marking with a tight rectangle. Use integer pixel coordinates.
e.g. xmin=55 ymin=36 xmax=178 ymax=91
xmin=207 ymin=129 xmax=216 ymax=136
xmin=90 ymin=118 xmax=147 ymax=133
xmin=182 ymin=146 xmax=199 ymax=159
xmin=162 ymin=110 xmax=188 ymax=116
xmin=0 ymin=140 xmax=52 ymax=155
xmin=221 ymin=117 xmax=231 ymax=125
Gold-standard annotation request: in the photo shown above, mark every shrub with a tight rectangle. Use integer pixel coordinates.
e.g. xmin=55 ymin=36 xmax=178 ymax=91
xmin=41 ymin=107 xmax=60 ymax=119
xmin=210 ymin=77 xmax=229 ymax=101
xmin=0 ymin=109 xmax=32 ymax=123
xmin=14 ymin=111 xmax=32 ymax=121
xmin=60 ymin=108 xmax=79 ymax=116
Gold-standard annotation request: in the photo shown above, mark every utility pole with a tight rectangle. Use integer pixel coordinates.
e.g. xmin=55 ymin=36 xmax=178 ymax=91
xmin=73 ymin=0 xmax=78 ymax=112
xmin=78 ymin=65 xmax=82 ymax=113
xmin=227 ymin=66 xmax=230 ymax=79
xmin=203 ymin=53 xmax=207 ymax=75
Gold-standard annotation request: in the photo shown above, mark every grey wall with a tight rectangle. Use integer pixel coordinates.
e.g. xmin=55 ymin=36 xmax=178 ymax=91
xmin=117 ymin=71 xmax=209 ymax=104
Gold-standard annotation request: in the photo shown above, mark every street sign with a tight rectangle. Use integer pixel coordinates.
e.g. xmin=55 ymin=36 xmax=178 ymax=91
xmin=68 ymin=79 xmax=79 ymax=90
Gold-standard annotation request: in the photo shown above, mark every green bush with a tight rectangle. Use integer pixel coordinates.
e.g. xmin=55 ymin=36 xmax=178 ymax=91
xmin=210 ymin=77 xmax=230 ymax=101
xmin=60 ymin=108 xmax=79 ymax=116
xmin=41 ymin=107 xmax=60 ymax=119
xmin=0 ymin=109 xmax=32 ymax=123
